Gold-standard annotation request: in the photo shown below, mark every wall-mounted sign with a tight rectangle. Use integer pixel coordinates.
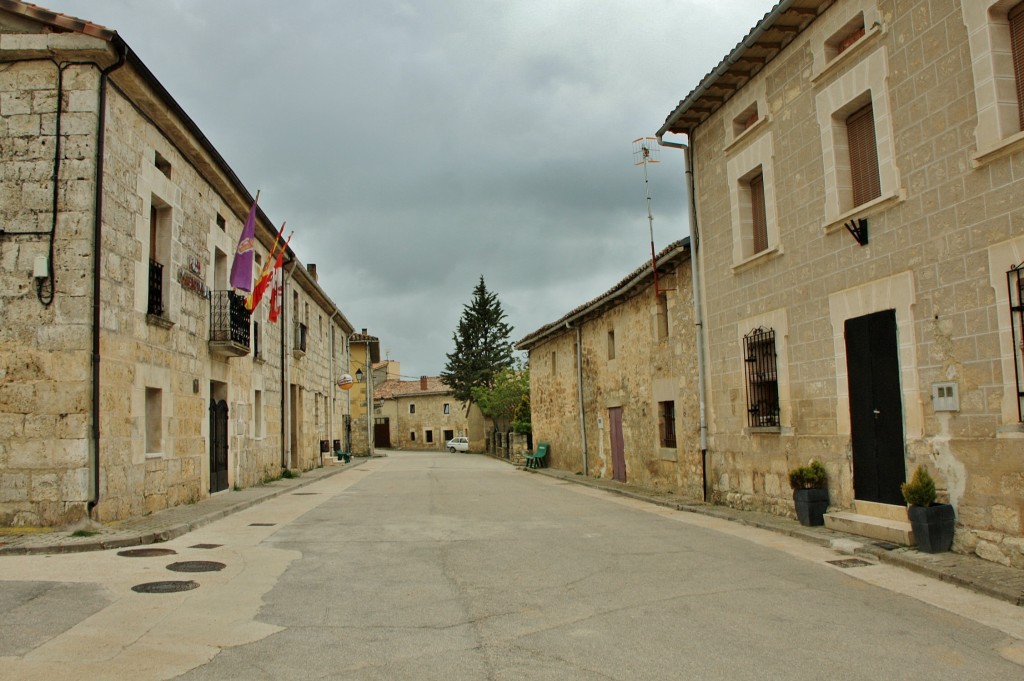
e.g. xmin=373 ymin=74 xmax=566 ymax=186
xmin=178 ymin=267 xmax=210 ymax=299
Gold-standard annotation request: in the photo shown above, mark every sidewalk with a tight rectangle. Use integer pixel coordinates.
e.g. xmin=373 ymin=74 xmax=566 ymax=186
xmin=528 ymin=466 xmax=1024 ymax=608
xmin=0 ymin=458 xmax=365 ymax=556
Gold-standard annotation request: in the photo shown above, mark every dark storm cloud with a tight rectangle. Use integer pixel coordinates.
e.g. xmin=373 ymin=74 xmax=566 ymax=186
xmin=51 ymin=0 xmax=774 ymax=375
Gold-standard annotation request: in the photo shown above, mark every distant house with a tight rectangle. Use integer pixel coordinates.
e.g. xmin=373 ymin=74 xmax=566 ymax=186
xmin=347 ymin=330 xmax=381 ymax=455
xmin=658 ymin=0 xmax=1024 ymax=566
xmin=517 ymin=240 xmax=701 ymax=496
xmin=375 ymin=376 xmax=487 ymax=451
xmin=0 ymin=2 xmax=354 ymax=526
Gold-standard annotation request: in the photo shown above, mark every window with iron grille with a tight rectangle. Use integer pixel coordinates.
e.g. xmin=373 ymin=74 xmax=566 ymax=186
xmin=1008 ymin=262 xmax=1024 ymax=422
xmin=743 ymin=327 xmax=780 ymax=428
xmin=847 ymin=103 xmax=882 ymax=207
xmin=1012 ymin=2 xmax=1024 ymax=130
xmin=659 ymin=401 xmax=677 ymax=448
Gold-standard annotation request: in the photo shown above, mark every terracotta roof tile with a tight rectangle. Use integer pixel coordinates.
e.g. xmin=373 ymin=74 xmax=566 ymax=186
xmin=0 ymin=1 xmax=114 ymax=40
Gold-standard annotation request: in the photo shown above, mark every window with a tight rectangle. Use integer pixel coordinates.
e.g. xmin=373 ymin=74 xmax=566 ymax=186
xmin=1009 ymin=262 xmax=1024 ymax=422
xmin=148 ymin=196 xmax=172 ymax=317
xmin=410 ymin=431 xmax=416 ymax=442
xmin=1013 ymin=3 xmax=1024 ymax=130
xmin=443 ymin=403 xmax=450 ymax=415
xmin=846 ymin=103 xmax=882 ymax=207
xmin=254 ymin=390 xmax=263 ymax=438
xmin=216 ymin=213 xmax=226 ymax=230
xmin=743 ymin=327 xmax=780 ymax=428
xmin=145 ymin=387 xmax=162 ymax=453
xmin=826 ymin=13 xmax=866 ymax=61
xmin=659 ymin=401 xmax=677 ymax=448
xmin=426 ymin=430 xmax=434 ymax=444
xmin=154 ymin=150 xmax=171 ymax=178
xmin=608 ymin=330 xmax=616 ymax=360
xmin=409 ymin=403 xmax=416 ymax=414
xmin=747 ymin=170 xmax=768 ymax=254
xmin=963 ymin=1 xmax=1024 ymax=156
xmin=659 ymin=292 xmax=667 ymax=339
xmin=732 ymin=102 xmax=759 ymax=138
xmin=551 ymin=350 xmax=557 ymax=374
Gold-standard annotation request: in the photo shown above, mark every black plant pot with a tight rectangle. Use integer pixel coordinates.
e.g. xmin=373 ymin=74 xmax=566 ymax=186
xmin=793 ymin=488 xmax=829 ymax=526
xmin=908 ymin=503 xmax=955 ymax=553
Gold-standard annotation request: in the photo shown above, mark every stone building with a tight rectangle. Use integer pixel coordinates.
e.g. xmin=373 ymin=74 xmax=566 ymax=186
xmin=375 ymin=375 xmax=486 ymax=451
xmin=0 ymin=3 xmax=355 ymax=527
xmin=657 ymin=0 xmax=1024 ymax=566
xmin=346 ymin=330 xmax=381 ymax=455
xmin=517 ymin=240 xmax=702 ymax=497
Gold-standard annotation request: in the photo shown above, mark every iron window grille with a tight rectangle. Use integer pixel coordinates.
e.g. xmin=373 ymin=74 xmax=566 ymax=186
xmin=743 ymin=326 xmax=780 ymax=428
xmin=147 ymin=259 xmax=164 ymax=316
xmin=210 ymin=291 xmax=251 ymax=346
xmin=1008 ymin=262 xmax=1024 ymax=422
xmin=252 ymin=321 xmax=261 ymax=359
xmin=659 ymin=401 xmax=677 ymax=448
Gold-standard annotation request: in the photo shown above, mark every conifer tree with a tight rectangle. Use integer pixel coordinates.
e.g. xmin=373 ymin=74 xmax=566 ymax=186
xmin=442 ymin=276 xmax=515 ymax=406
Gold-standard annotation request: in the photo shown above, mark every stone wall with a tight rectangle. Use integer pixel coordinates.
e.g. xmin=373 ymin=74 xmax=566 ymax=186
xmin=688 ymin=0 xmax=1024 ymax=566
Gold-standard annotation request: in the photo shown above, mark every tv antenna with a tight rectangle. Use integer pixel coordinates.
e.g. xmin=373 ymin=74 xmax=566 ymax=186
xmin=633 ymin=137 xmax=674 ymax=297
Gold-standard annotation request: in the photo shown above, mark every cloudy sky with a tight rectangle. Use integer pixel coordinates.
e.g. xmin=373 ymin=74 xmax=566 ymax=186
xmin=49 ymin=0 xmax=772 ymax=378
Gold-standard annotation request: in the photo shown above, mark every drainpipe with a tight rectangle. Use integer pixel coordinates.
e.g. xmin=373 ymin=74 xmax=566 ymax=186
xmin=658 ymin=132 xmax=709 ymax=501
xmin=88 ymin=44 xmax=128 ymax=517
xmin=568 ymin=321 xmax=588 ymax=475
xmin=281 ymin=258 xmax=299 ymax=469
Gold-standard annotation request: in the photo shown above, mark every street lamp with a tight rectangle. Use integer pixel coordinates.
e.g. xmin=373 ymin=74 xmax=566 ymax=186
xmin=355 ymin=368 xmax=364 ymax=382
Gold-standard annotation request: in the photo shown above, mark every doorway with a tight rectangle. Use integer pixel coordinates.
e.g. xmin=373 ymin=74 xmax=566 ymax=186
xmin=209 ymin=398 xmax=229 ymax=494
xmin=608 ymin=407 xmax=626 ymax=482
xmin=845 ymin=309 xmax=906 ymax=505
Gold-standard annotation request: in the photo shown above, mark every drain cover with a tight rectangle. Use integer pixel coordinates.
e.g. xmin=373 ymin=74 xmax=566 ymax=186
xmin=131 ymin=580 xmax=199 ymax=594
xmin=118 ymin=548 xmax=178 ymax=558
xmin=189 ymin=543 xmax=222 ymax=549
xmin=166 ymin=560 xmax=226 ymax=573
xmin=827 ymin=558 xmax=874 ymax=569
xmin=249 ymin=523 xmax=275 ymax=526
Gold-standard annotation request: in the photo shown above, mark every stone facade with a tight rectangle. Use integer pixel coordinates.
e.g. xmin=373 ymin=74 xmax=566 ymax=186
xmin=518 ymin=241 xmax=702 ymax=497
xmin=659 ymin=0 xmax=1024 ymax=567
xmin=346 ymin=331 xmax=380 ymax=456
xmin=0 ymin=6 xmax=354 ymax=526
xmin=375 ymin=376 xmax=486 ymax=451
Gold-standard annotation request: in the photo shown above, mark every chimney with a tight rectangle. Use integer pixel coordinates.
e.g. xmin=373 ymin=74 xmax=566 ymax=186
xmin=420 ymin=376 xmax=428 ymax=391
xmin=306 ymin=264 xmax=317 ymax=281
xmin=361 ymin=328 xmax=367 ymax=335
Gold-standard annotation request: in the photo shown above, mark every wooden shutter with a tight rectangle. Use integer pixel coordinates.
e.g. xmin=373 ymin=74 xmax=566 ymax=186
xmin=749 ymin=172 xmax=768 ymax=253
xmin=847 ymin=103 xmax=881 ymax=207
xmin=1011 ymin=3 xmax=1024 ymax=130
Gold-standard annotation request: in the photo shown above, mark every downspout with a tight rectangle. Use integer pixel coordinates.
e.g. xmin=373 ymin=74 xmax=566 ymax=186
xmin=281 ymin=258 xmax=299 ymax=469
xmin=658 ymin=132 xmax=709 ymax=501
xmin=89 ymin=43 xmax=128 ymax=517
xmin=568 ymin=321 xmax=588 ymax=475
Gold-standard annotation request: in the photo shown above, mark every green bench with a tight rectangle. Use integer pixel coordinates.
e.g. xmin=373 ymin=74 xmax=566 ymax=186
xmin=524 ymin=442 xmax=549 ymax=469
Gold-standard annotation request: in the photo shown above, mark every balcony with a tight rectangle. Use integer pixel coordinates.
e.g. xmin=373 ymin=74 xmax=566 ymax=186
xmin=147 ymin=259 xmax=164 ymax=317
xmin=209 ymin=290 xmax=251 ymax=358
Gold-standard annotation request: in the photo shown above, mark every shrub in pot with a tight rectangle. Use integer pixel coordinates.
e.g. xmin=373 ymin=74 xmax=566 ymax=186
xmin=901 ymin=465 xmax=954 ymax=553
xmin=788 ymin=460 xmax=828 ymax=526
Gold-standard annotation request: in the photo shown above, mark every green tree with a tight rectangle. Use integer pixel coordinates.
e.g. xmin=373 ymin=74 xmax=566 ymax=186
xmin=471 ymin=363 xmax=530 ymax=433
xmin=442 ymin=276 xmax=515 ymax=407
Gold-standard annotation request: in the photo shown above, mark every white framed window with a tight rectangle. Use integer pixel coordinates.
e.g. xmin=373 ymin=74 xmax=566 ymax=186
xmin=815 ymin=46 xmax=900 ymax=229
xmin=727 ymin=132 xmax=779 ymax=269
xmin=962 ymin=1 xmax=1024 ymax=162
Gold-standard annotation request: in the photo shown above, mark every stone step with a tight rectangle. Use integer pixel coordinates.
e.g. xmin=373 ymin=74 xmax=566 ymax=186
xmin=824 ymin=510 xmax=914 ymax=545
xmin=854 ymin=499 xmax=909 ymax=522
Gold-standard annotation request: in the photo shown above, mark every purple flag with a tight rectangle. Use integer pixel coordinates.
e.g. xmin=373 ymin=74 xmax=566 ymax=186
xmin=229 ymin=198 xmax=258 ymax=291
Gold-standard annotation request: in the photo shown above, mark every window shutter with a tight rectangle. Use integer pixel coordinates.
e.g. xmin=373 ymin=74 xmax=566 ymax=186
xmin=847 ymin=103 xmax=882 ymax=207
xmin=749 ymin=172 xmax=768 ymax=253
xmin=1011 ymin=3 xmax=1024 ymax=130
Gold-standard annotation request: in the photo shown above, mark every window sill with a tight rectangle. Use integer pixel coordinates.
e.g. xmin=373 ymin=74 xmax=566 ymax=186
xmin=811 ymin=24 xmax=885 ymax=87
xmin=723 ymin=115 xmax=770 ymax=155
xmin=146 ymin=313 xmax=174 ymax=330
xmin=732 ymin=244 xmax=781 ymax=274
xmin=972 ymin=130 xmax=1024 ymax=168
xmin=145 ymin=452 xmax=164 ymax=459
xmin=823 ymin=190 xmax=904 ymax=235
xmin=745 ymin=426 xmax=781 ymax=435
xmin=996 ymin=423 xmax=1024 ymax=439
xmin=659 ymin=447 xmax=678 ymax=462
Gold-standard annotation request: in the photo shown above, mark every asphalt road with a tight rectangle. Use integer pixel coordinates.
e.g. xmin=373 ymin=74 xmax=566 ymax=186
xmin=2 ymin=451 xmax=1023 ymax=680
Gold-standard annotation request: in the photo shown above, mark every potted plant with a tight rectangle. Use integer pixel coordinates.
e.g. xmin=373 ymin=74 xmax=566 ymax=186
xmin=788 ymin=459 xmax=829 ymax=526
xmin=901 ymin=465 xmax=955 ymax=553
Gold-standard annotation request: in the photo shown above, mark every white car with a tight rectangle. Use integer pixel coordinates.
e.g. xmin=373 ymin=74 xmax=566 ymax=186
xmin=446 ymin=436 xmax=469 ymax=453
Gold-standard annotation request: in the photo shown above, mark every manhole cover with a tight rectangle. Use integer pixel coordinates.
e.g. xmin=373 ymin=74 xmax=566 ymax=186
xmin=189 ymin=543 xmax=222 ymax=550
xmin=131 ymin=580 xmax=199 ymax=594
xmin=166 ymin=561 xmax=226 ymax=573
xmin=118 ymin=548 xmax=178 ymax=558
xmin=249 ymin=523 xmax=275 ymax=526
xmin=827 ymin=558 xmax=874 ymax=569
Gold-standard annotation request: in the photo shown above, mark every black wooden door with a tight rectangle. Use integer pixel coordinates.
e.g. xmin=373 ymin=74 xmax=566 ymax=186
xmin=374 ymin=418 xmax=391 ymax=448
xmin=845 ymin=310 xmax=906 ymax=505
xmin=209 ymin=399 xmax=229 ymax=493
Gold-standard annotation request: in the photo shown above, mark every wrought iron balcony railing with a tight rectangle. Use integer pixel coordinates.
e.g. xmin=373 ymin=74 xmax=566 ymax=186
xmin=209 ymin=290 xmax=251 ymax=357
